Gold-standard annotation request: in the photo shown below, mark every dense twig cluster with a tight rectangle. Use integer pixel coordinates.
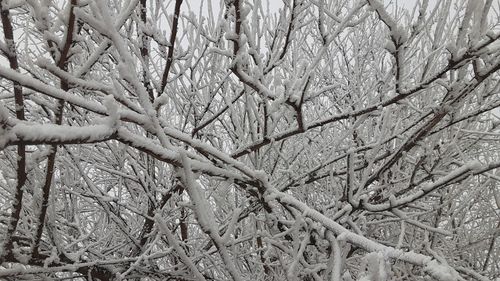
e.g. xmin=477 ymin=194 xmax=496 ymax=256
xmin=0 ymin=0 xmax=499 ymax=280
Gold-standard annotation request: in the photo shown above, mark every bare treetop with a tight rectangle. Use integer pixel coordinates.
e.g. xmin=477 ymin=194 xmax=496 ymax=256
xmin=0 ymin=0 xmax=499 ymax=280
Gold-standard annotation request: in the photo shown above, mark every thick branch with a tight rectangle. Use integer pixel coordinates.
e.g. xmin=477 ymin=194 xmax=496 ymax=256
xmin=0 ymin=0 xmax=26 ymax=261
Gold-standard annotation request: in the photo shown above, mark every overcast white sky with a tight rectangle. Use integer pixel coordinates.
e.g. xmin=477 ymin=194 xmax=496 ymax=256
xmin=182 ymin=0 xmax=433 ymax=18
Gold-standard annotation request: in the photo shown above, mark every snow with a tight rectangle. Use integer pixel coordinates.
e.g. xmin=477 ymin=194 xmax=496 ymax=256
xmin=288 ymin=93 xmax=301 ymax=107
xmin=467 ymin=160 xmax=484 ymax=172
xmin=273 ymin=190 xmax=432 ymax=266
xmin=362 ymin=161 xmax=480 ymax=212
xmin=0 ymin=64 xmax=108 ymax=115
xmin=179 ymin=152 xmax=218 ymax=234
xmin=0 ymin=60 xmax=152 ymax=133
xmin=43 ymin=247 xmax=60 ymax=267
xmin=424 ymin=260 xmax=460 ymax=281
xmin=0 ymin=1 xmax=497 ymax=280
xmin=342 ymin=271 xmax=354 ymax=281
xmin=12 ymin=243 xmax=30 ymax=264
xmin=37 ymin=58 xmax=114 ymax=94
xmin=0 ymin=101 xmax=10 ymax=136
xmin=325 ymin=231 xmax=342 ymax=281
xmin=207 ymin=46 xmax=233 ymax=57
xmin=222 ymin=207 xmax=242 ymax=244
xmin=0 ymin=124 xmax=16 ymax=149
xmin=456 ymin=0 xmax=477 ymax=48
xmin=367 ymin=0 xmax=407 ymax=44
xmin=359 ymin=252 xmax=391 ymax=281
xmin=116 ymin=128 xmax=248 ymax=183
xmin=0 ymin=40 xmax=7 ymax=55
xmin=5 ymin=0 xmax=25 ymax=9
xmin=178 ymin=153 xmax=244 ymax=281
xmin=384 ymin=39 xmax=396 ymax=53
xmin=224 ymin=31 xmax=239 ymax=41
xmin=11 ymin=122 xmax=115 ymax=145
xmin=103 ymin=95 xmax=120 ymax=128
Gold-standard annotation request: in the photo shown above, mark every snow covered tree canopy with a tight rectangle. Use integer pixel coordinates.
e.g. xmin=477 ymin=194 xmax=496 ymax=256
xmin=0 ymin=0 xmax=499 ymax=280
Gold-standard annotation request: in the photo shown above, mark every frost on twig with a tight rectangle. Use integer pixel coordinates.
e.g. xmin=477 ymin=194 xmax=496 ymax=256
xmin=359 ymin=252 xmax=391 ymax=281
xmin=0 ymin=0 xmax=498 ymax=280
xmin=424 ymin=260 xmax=460 ymax=281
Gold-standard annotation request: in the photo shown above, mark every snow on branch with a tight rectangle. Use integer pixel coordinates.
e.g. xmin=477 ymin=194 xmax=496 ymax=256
xmin=0 ymin=0 xmax=499 ymax=280
xmin=0 ymin=122 xmax=116 ymax=149
xmin=361 ymin=161 xmax=482 ymax=212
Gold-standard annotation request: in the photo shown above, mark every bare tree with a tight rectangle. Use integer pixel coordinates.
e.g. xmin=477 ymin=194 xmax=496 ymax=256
xmin=0 ymin=0 xmax=499 ymax=280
